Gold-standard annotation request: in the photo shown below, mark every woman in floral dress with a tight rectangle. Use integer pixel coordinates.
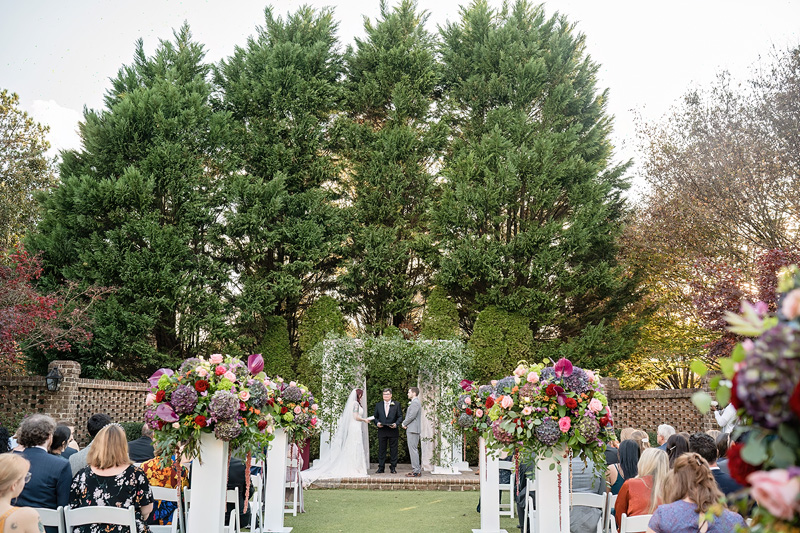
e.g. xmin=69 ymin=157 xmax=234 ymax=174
xmin=69 ymin=424 xmax=153 ymax=533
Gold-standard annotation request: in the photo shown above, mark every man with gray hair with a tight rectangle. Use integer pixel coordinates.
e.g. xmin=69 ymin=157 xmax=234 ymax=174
xmin=13 ymin=414 xmax=72 ymax=526
xmin=656 ymin=424 xmax=676 ymax=450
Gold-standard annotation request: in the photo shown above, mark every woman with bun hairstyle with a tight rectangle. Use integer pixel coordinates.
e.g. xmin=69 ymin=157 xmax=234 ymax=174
xmin=646 ymin=453 xmax=745 ymax=533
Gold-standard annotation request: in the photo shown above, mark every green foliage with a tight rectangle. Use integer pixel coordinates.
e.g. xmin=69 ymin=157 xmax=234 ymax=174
xmin=28 ymin=25 xmax=234 ymax=379
xmin=258 ymin=315 xmax=294 ymax=379
xmin=298 ymin=296 xmax=346 ymax=353
xmin=0 ymin=90 xmax=55 ymax=246
xmin=215 ymin=6 xmax=346 ymax=354
xmin=420 ymin=287 xmax=460 ymax=340
xmin=434 ymin=1 xmax=641 ymax=370
xmin=119 ymin=421 xmax=144 ymax=442
xmin=337 ymin=0 xmax=445 ymax=331
xmin=467 ymin=306 xmax=532 ymax=382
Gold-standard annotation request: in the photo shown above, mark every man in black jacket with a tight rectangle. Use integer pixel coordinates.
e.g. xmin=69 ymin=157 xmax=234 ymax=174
xmin=689 ymin=432 xmax=743 ymax=497
xmin=128 ymin=423 xmax=156 ymax=462
xmin=373 ymin=388 xmax=403 ymax=474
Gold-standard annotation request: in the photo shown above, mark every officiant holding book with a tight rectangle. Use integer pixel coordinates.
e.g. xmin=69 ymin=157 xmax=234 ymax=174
xmin=373 ymin=388 xmax=403 ymax=474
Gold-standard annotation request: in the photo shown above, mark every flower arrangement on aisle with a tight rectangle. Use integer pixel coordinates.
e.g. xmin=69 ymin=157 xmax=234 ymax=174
xmin=146 ymin=353 xmax=319 ymax=462
xmin=454 ymin=358 xmax=614 ymax=468
xmin=692 ymin=266 xmax=800 ymax=532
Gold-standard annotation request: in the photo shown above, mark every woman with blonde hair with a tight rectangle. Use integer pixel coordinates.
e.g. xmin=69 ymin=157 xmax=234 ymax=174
xmin=615 ymin=448 xmax=668 ymax=530
xmin=69 ymin=424 xmax=153 ymax=533
xmin=630 ymin=430 xmax=651 ymax=451
xmin=0 ymin=454 xmax=44 ymax=532
xmin=646 ymin=453 xmax=745 ymax=532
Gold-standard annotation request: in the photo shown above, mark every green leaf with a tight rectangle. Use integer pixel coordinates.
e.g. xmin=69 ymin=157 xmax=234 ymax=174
xmin=715 ymin=386 xmax=730 ymax=407
xmin=741 ymin=439 xmax=768 ymax=466
xmin=719 ymin=358 xmax=735 ymax=379
xmin=771 ymin=440 xmax=796 ymax=468
xmin=778 ymin=424 xmax=800 ymax=447
xmin=710 ymin=375 xmax=721 ymax=389
xmin=690 ymin=359 xmax=708 ymax=377
xmin=691 ymin=391 xmax=712 ymax=413
xmin=731 ymin=345 xmax=746 ymax=363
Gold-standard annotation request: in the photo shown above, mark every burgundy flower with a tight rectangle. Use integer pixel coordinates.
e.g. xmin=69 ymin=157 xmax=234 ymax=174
xmin=257 ymin=420 xmax=268 ymax=431
xmin=465 ymin=408 xmax=473 ymax=415
xmin=155 ymin=390 xmax=166 ymax=403
xmin=545 ymin=384 xmax=558 ymax=397
xmin=728 ymin=443 xmax=761 ymax=486
xmin=554 ymin=358 xmax=574 ymax=378
xmin=485 ymin=397 xmax=495 ymax=408
xmin=155 ymin=403 xmax=179 ymax=423
xmin=789 ymin=380 xmax=800 ymax=420
xmin=280 ymin=406 xmax=288 ymax=414
xmin=194 ymin=380 xmax=209 ymax=393
xmin=194 ymin=415 xmax=207 ymax=427
xmin=565 ymin=398 xmax=578 ymax=409
xmin=247 ymin=354 xmax=264 ymax=376
xmin=460 ymin=379 xmax=474 ymax=391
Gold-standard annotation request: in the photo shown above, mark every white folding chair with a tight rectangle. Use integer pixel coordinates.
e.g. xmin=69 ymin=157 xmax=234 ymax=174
xmin=35 ymin=506 xmax=66 ymax=533
xmin=498 ymin=459 xmax=516 ymax=519
xmin=523 ymin=480 xmax=536 ymax=533
xmin=249 ymin=474 xmax=263 ymax=531
xmin=570 ymin=492 xmax=607 ymax=533
xmin=149 ymin=486 xmax=183 ymax=533
xmin=64 ymin=506 xmax=137 ymax=533
xmin=619 ymin=513 xmax=652 ymax=533
xmin=604 ymin=494 xmax=618 ymax=533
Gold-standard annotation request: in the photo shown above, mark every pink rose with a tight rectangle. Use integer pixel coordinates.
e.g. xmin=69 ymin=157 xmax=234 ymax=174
xmin=748 ymin=469 xmax=800 ymax=520
xmin=514 ymin=365 xmax=527 ymax=377
xmin=239 ymin=390 xmax=251 ymax=401
xmin=196 ymin=367 xmax=209 ymax=378
xmin=172 ymin=422 xmax=180 ymax=429
xmin=311 ymin=403 xmax=319 ymax=411
xmin=289 ymin=381 xmax=297 ymax=387
xmin=310 ymin=417 xmax=318 ymax=426
xmin=475 ymin=409 xmax=484 ymax=418
xmin=588 ymin=398 xmax=602 ymax=413
xmin=210 ymin=353 xmax=224 ymax=364
xmin=145 ymin=393 xmax=156 ymax=406
xmin=782 ymin=289 xmax=800 ymax=320
xmin=491 ymin=380 xmax=498 ymax=387
xmin=464 ymin=397 xmax=472 ymax=405
xmin=215 ymin=365 xmax=226 ymax=376
xmin=585 ymin=370 xmax=595 ymax=381
xmin=526 ymin=371 xmax=539 ymax=384
xmin=522 ymin=406 xmax=532 ymax=416
xmin=501 ymin=395 xmax=514 ymax=409
xmin=224 ymin=370 xmax=236 ymax=382
xmin=294 ymin=405 xmax=302 ymax=414
xmin=558 ymin=417 xmax=571 ymax=433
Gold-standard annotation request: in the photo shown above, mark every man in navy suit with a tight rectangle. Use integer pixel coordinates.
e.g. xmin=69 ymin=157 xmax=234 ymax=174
xmin=373 ymin=388 xmax=403 ymax=474
xmin=689 ymin=432 xmax=743 ymax=498
xmin=128 ymin=422 xmax=156 ymax=463
xmin=13 ymin=414 xmax=71 ymax=533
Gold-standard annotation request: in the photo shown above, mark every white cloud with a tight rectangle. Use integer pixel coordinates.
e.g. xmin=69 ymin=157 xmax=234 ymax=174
xmin=28 ymin=100 xmax=83 ymax=159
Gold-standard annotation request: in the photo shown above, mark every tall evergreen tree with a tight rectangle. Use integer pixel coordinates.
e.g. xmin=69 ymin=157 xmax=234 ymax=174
xmin=435 ymin=1 xmax=641 ymax=370
xmin=29 ymin=26 xmax=233 ymax=379
xmin=215 ymin=7 xmax=346 ymax=355
xmin=337 ymin=0 xmax=446 ymax=333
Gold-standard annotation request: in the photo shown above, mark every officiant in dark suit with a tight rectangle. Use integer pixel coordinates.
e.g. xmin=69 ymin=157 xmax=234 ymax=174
xmin=373 ymin=388 xmax=403 ymax=474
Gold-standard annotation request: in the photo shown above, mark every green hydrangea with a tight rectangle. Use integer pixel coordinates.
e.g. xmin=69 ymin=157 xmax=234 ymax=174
xmin=158 ymin=375 xmax=172 ymax=388
xmin=283 ymin=413 xmax=294 ymax=422
xmin=216 ymin=378 xmax=234 ymax=391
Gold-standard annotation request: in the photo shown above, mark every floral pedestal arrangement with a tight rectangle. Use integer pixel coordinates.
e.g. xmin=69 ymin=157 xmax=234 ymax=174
xmin=533 ymin=445 xmax=570 ymax=533
xmin=263 ymin=427 xmax=292 ymax=533
xmin=473 ymin=436 xmax=508 ymax=533
xmin=187 ymin=432 xmax=229 ymax=533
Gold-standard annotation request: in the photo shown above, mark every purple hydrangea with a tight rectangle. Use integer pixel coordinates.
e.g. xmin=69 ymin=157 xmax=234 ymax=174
xmin=737 ymin=324 xmax=800 ymax=429
xmin=535 ymin=417 xmax=561 ymax=446
xmin=564 ymin=368 xmax=591 ymax=394
xmin=477 ymin=385 xmax=494 ymax=399
xmin=494 ymin=376 xmax=516 ymax=395
xmin=208 ymin=390 xmax=239 ymax=421
xmin=458 ymin=394 xmax=472 ymax=409
xmin=144 ymin=406 xmax=158 ymax=429
xmin=179 ymin=358 xmax=203 ymax=375
xmin=282 ymin=386 xmax=303 ymax=403
xmin=457 ymin=413 xmax=474 ymax=428
xmin=294 ymin=412 xmax=309 ymax=426
xmin=214 ymin=419 xmax=243 ymax=441
xmin=540 ymin=367 xmax=556 ymax=382
xmin=518 ymin=382 xmax=537 ymax=400
xmin=491 ymin=420 xmax=516 ymax=444
xmin=171 ymin=385 xmax=198 ymax=414
xmin=247 ymin=379 xmax=268 ymax=408
xmin=577 ymin=414 xmax=600 ymax=441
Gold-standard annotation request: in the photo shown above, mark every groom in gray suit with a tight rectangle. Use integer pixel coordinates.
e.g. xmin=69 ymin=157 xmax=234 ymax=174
xmin=402 ymin=387 xmax=422 ymax=477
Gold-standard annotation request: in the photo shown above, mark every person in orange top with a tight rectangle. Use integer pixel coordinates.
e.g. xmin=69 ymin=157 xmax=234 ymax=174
xmin=616 ymin=448 xmax=668 ymax=529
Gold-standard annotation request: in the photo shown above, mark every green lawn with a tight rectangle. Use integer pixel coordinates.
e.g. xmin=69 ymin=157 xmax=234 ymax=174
xmin=284 ymin=490 xmax=520 ymax=533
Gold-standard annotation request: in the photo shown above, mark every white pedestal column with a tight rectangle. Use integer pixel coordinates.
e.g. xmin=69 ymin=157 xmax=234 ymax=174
xmin=187 ymin=432 xmax=228 ymax=533
xmin=473 ymin=437 xmax=508 ymax=533
xmin=316 ymin=430 xmax=331 ymax=466
xmin=263 ymin=427 xmax=293 ymax=532
xmin=534 ymin=447 xmax=570 ymax=533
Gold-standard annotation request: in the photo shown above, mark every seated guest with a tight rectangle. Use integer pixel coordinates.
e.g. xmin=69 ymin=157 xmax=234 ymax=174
xmin=49 ymin=425 xmax=76 ymax=459
xmin=606 ymin=439 xmax=640 ymax=495
xmin=619 ymin=428 xmax=637 ymax=442
xmin=0 ymin=426 xmax=11 ymax=454
xmin=141 ymin=448 xmax=188 ymax=526
xmin=615 ymin=448 xmax=668 ymax=530
xmin=705 ymin=429 xmax=720 ymax=442
xmin=715 ymin=432 xmax=730 ymax=474
xmin=647 ymin=453 xmax=745 ymax=533
xmin=69 ymin=413 xmax=112 ymax=475
xmin=630 ymin=430 xmax=651 ymax=451
xmin=70 ymin=424 xmax=153 ymax=533
xmin=665 ymin=434 xmax=689 ymax=469
xmin=227 ymin=457 xmax=252 ymax=528
xmin=604 ymin=430 xmax=620 ymax=466
xmin=128 ymin=424 xmax=156 ymax=463
xmin=570 ymin=455 xmax=605 ymax=533
xmin=655 ymin=425 xmax=675 ymax=451
xmin=689 ymin=432 xmax=742 ymax=498
xmin=12 ymin=414 xmax=71 ymax=512
xmin=0 ymin=454 xmax=45 ymax=533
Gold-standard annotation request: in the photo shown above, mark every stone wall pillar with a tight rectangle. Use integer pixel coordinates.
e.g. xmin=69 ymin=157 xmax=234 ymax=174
xmin=44 ymin=360 xmax=81 ymax=426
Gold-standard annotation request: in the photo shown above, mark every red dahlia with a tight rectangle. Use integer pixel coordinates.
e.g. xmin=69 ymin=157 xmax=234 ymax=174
xmin=727 ymin=442 xmax=761 ymax=486
xmin=485 ymin=397 xmax=495 ymax=408
xmin=257 ymin=420 xmax=268 ymax=431
xmin=281 ymin=406 xmax=288 ymax=414
xmin=545 ymin=384 xmax=557 ymax=397
xmin=194 ymin=415 xmax=207 ymax=427
xmin=565 ymin=398 xmax=578 ymax=409
xmin=465 ymin=408 xmax=473 ymax=415
xmin=155 ymin=390 xmax=166 ymax=403
xmin=194 ymin=380 xmax=209 ymax=392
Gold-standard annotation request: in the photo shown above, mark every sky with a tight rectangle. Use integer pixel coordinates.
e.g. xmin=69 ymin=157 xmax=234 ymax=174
xmin=2 ymin=0 xmax=800 ymax=196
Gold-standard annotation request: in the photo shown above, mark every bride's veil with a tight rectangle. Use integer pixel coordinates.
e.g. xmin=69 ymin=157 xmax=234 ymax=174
xmin=327 ymin=389 xmax=358 ymax=457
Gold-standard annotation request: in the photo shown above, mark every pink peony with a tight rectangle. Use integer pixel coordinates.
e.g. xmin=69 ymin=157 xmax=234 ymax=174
xmin=210 ymin=353 xmax=224 ymax=365
xmin=475 ymin=409 xmax=484 ymax=418
xmin=522 ymin=406 xmax=533 ymax=416
xmin=748 ymin=469 xmax=800 ymax=520
xmin=196 ymin=367 xmax=209 ymax=378
xmin=294 ymin=405 xmax=302 ymax=414
xmin=145 ymin=393 xmax=156 ymax=406
xmin=526 ymin=371 xmax=539 ymax=384
xmin=558 ymin=417 xmax=571 ymax=433
xmin=464 ymin=397 xmax=472 ymax=405
xmin=239 ymin=390 xmax=251 ymax=401
xmin=588 ymin=398 xmax=602 ymax=413
xmin=782 ymin=289 xmax=800 ymax=320
xmin=514 ymin=365 xmax=527 ymax=377
xmin=501 ymin=395 xmax=514 ymax=409
xmin=224 ymin=371 xmax=236 ymax=382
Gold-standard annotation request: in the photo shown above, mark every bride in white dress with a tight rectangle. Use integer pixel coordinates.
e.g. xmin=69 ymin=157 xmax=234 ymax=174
xmin=300 ymin=389 xmax=370 ymax=485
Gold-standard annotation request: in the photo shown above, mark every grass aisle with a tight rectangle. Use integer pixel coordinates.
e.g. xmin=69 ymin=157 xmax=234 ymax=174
xmin=284 ymin=490 xmax=520 ymax=533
